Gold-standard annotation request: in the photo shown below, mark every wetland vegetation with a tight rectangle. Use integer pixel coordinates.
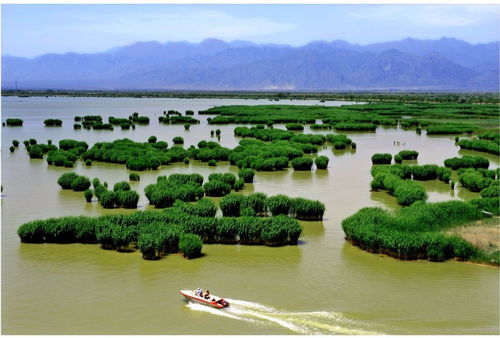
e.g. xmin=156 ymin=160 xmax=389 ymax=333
xmin=342 ymin=199 xmax=498 ymax=264
xmin=17 ymin=200 xmax=303 ymax=260
xmin=3 ymin=93 xmax=500 ymax=336
xmin=10 ymin=97 xmax=500 ymax=268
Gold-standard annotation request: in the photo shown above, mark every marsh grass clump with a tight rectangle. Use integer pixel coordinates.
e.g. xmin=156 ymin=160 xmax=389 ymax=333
xmin=220 ymin=193 xmax=246 ymax=217
xmin=285 ymin=123 xmax=304 ymax=131
xmin=57 ymin=173 xmax=79 ymax=189
xmin=12 ymin=140 xmax=19 ymax=147
xmin=71 ymin=176 xmax=91 ymax=191
xmin=242 ymin=193 xmax=267 ymax=216
xmin=394 ymin=181 xmax=428 ymax=206
xmin=145 ymin=174 xmax=205 ymax=207
xmin=44 ymin=119 xmax=63 ymax=127
xmin=436 ymin=167 xmax=452 ymax=183
xmin=238 ymin=168 xmax=255 ymax=183
xmin=310 ymin=123 xmax=330 ymax=130
xmin=113 ymin=181 xmax=131 ymax=192
xmin=234 ymin=126 xmax=293 ymax=141
xmin=83 ymin=138 xmax=187 ymax=170
xmin=173 ymin=199 xmax=217 ymax=217
xmin=314 ymin=156 xmax=329 ymax=169
xmin=371 ymin=170 xmax=427 ymax=206
xmin=28 ymin=145 xmax=46 ymax=159
xmin=261 ymin=215 xmax=302 ymax=246
xmin=84 ymin=189 xmax=93 ymax=202
xmin=6 ymin=118 xmax=23 ymax=126
xmin=291 ymin=157 xmax=313 ymax=170
xmin=116 ymin=190 xmax=140 ymax=208
xmin=137 ymin=233 xmax=161 ymax=260
xmin=208 ymin=173 xmax=237 ymax=188
xmin=109 ymin=117 xmax=130 ymax=125
xmin=480 ymin=181 xmax=500 ymax=198
xmin=169 ymin=173 xmax=204 ymax=186
xmin=46 ymin=149 xmax=78 ymax=167
xmin=130 ymin=114 xmax=150 ymax=125
xmin=398 ymin=150 xmax=419 ymax=160
xmin=290 ymin=198 xmax=325 ymax=220
xmin=234 ymin=178 xmax=244 ymax=191
xmin=99 ymin=191 xmax=117 ymax=209
xmin=458 ymin=139 xmax=500 ymax=156
xmin=290 ymin=134 xmax=325 ymax=145
xmin=410 ymin=164 xmax=438 ymax=180
xmin=172 ymin=136 xmax=184 ymax=144
xmin=265 ymin=195 xmax=292 ymax=216
xmin=458 ymin=169 xmax=494 ymax=192
xmin=59 ymin=139 xmax=89 ymax=152
xmin=17 ymin=208 xmax=302 ymax=260
xmin=371 ymin=153 xmax=392 ymax=165
xmin=468 ymin=197 xmax=500 ymax=216
xmin=444 ymin=155 xmax=489 ymax=170
xmin=217 ymin=192 xmax=321 ymax=220
xmin=342 ymin=200 xmax=487 ymax=262
xmin=371 ymin=164 xmax=412 ymax=180
xmin=168 ymin=115 xmax=200 ymax=124
xmin=9 ymin=146 xmax=15 ymax=152
xmin=229 ymin=139 xmax=303 ymax=171
xmin=426 ymin=123 xmax=477 ymax=135
xmin=179 ymin=233 xmax=203 ymax=259
xmin=203 ymin=180 xmax=231 ymax=197
xmin=129 ymin=173 xmax=140 ymax=181
xmin=334 ymin=122 xmax=376 ymax=132
xmin=333 ymin=141 xmax=347 ymax=150
xmin=193 ymin=141 xmax=231 ymax=163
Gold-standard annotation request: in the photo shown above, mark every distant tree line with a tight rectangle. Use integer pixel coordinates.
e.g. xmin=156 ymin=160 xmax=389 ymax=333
xmin=2 ymin=90 xmax=499 ymax=104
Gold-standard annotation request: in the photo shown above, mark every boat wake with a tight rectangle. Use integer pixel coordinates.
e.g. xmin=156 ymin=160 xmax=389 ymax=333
xmin=185 ymin=298 xmax=380 ymax=335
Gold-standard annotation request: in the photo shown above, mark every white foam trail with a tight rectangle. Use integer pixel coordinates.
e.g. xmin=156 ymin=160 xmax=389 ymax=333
xmin=185 ymin=302 xmax=257 ymax=323
xmin=185 ymin=298 xmax=380 ymax=335
xmin=225 ymin=298 xmax=276 ymax=312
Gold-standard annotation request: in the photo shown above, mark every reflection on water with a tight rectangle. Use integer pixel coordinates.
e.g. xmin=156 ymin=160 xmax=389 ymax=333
xmin=2 ymin=97 xmax=499 ymax=334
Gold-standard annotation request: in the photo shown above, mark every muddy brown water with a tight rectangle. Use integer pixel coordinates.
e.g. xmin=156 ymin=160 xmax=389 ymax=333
xmin=1 ymin=96 xmax=499 ymax=334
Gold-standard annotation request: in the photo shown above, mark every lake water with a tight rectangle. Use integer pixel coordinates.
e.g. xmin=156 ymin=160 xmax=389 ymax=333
xmin=1 ymin=96 xmax=499 ymax=334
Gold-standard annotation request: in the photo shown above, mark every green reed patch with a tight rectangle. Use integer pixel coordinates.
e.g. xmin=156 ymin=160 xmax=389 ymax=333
xmin=342 ymin=200 xmax=490 ymax=263
xmin=17 ymin=206 xmax=302 ymax=260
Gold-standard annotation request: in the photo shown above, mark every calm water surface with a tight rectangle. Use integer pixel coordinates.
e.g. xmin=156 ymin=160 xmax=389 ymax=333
xmin=1 ymin=97 xmax=499 ymax=334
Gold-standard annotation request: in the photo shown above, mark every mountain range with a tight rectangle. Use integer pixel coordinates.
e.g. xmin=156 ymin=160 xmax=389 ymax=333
xmin=2 ymin=37 xmax=499 ymax=91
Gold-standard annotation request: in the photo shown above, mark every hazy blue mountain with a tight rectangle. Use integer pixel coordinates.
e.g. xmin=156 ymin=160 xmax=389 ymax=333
xmin=364 ymin=37 xmax=499 ymax=68
xmin=2 ymin=37 xmax=498 ymax=91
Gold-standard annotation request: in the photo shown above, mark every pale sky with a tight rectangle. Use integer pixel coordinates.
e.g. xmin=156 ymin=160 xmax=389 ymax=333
xmin=2 ymin=4 xmax=499 ymax=58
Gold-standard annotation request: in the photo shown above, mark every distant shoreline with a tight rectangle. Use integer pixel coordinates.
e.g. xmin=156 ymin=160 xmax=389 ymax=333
xmin=2 ymin=89 xmax=499 ymax=104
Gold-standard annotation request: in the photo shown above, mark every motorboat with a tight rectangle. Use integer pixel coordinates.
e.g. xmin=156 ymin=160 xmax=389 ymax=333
xmin=180 ymin=289 xmax=230 ymax=309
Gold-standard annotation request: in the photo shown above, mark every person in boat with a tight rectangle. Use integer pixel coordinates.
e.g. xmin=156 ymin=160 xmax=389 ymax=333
xmin=195 ymin=288 xmax=203 ymax=297
xmin=203 ymin=290 xmax=210 ymax=299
